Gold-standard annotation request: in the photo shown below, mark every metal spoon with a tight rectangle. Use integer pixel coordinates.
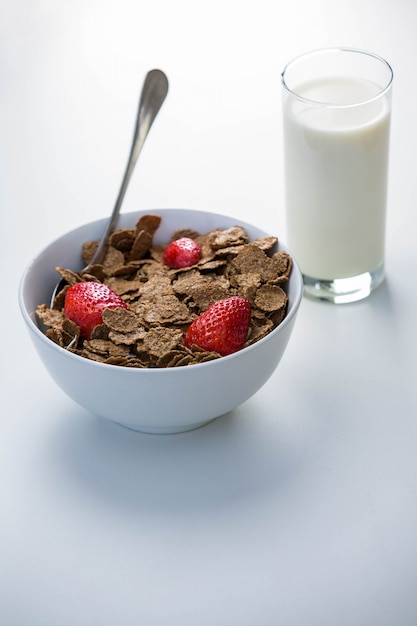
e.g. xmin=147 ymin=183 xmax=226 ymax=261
xmin=50 ymin=68 xmax=169 ymax=306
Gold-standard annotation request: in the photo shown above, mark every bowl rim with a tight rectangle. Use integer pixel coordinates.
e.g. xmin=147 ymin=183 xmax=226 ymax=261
xmin=18 ymin=208 xmax=303 ymax=373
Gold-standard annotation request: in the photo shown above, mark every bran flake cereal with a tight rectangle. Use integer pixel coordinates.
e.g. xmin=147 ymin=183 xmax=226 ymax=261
xmin=36 ymin=215 xmax=293 ymax=368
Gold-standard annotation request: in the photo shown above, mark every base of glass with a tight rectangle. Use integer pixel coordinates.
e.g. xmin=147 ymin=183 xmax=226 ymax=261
xmin=302 ymin=265 xmax=385 ymax=304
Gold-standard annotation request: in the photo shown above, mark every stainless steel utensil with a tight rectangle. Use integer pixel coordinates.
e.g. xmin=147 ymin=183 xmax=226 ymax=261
xmin=50 ymin=68 xmax=169 ymax=306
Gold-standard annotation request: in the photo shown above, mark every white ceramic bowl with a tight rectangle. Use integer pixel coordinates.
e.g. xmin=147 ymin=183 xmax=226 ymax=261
xmin=19 ymin=209 xmax=303 ymax=434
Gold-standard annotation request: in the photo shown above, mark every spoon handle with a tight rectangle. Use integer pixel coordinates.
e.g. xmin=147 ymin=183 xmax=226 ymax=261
xmin=90 ymin=69 xmax=169 ymax=266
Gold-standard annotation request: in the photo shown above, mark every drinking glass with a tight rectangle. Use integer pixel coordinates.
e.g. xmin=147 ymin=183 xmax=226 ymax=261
xmin=281 ymin=48 xmax=393 ymax=303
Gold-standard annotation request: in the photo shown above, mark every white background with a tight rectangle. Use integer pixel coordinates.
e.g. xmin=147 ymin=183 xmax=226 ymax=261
xmin=1 ymin=1 xmax=416 ymax=625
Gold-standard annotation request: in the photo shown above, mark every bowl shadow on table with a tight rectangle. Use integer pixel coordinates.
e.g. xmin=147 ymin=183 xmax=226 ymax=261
xmin=45 ymin=397 xmax=305 ymax=519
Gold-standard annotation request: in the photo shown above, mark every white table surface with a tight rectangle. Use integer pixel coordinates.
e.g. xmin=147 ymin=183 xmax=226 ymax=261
xmin=1 ymin=1 xmax=416 ymax=624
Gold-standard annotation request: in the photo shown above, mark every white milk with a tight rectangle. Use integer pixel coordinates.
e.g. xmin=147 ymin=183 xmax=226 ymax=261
xmin=283 ymin=77 xmax=391 ymax=280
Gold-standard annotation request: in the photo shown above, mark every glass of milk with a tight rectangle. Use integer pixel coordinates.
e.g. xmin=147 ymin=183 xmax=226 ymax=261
xmin=281 ymin=48 xmax=393 ymax=303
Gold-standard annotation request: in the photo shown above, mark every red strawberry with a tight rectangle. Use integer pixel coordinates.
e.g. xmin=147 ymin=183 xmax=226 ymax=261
xmin=163 ymin=237 xmax=202 ymax=269
xmin=184 ymin=296 xmax=251 ymax=356
xmin=64 ymin=281 xmax=128 ymax=339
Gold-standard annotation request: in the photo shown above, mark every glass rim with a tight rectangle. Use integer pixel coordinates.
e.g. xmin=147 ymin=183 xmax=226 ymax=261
xmin=281 ymin=47 xmax=393 ymax=108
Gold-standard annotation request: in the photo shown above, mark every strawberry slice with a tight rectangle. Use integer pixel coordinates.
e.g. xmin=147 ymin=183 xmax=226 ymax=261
xmin=184 ymin=296 xmax=251 ymax=356
xmin=163 ymin=237 xmax=202 ymax=269
xmin=64 ymin=281 xmax=128 ymax=339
